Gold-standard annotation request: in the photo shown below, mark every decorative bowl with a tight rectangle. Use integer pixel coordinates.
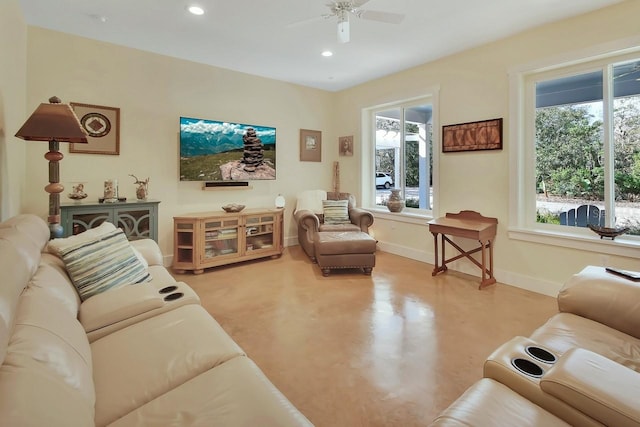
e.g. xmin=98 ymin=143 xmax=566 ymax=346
xmin=222 ymin=203 xmax=245 ymax=213
xmin=68 ymin=192 xmax=88 ymax=201
xmin=587 ymin=224 xmax=629 ymax=240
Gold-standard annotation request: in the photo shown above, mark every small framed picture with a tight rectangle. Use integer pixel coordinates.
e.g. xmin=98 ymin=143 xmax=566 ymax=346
xmin=300 ymin=129 xmax=322 ymax=162
xmin=339 ymin=135 xmax=353 ymax=156
xmin=70 ymin=102 xmax=120 ymax=155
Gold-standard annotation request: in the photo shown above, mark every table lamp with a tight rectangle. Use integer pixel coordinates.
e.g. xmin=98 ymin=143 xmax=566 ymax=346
xmin=15 ymin=96 xmax=88 ymax=238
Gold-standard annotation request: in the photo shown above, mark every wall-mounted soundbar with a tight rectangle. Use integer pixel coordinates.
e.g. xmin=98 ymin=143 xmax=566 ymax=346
xmin=202 ymin=181 xmax=251 ymax=190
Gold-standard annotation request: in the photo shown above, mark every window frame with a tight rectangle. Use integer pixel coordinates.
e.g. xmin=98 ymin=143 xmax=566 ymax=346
xmin=508 ymin=39 xmax=640 ymax=258
xmin=361 ymin=90 xmax=440 ymax=221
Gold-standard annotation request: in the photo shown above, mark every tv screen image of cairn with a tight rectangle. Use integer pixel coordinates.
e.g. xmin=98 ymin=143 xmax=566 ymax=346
xmin=180 ymin=117 xmax=276 ymax=181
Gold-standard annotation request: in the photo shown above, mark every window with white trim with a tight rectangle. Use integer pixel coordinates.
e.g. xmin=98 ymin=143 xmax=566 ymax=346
xmin=513 ymin=53 xmax=640 ymax=239
xmin=366 ymin=95 xmax=436 ymax=215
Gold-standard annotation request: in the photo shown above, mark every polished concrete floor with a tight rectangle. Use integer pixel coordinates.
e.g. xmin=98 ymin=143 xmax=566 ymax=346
xmin=172 ymin=246 xmax=558 ymax=427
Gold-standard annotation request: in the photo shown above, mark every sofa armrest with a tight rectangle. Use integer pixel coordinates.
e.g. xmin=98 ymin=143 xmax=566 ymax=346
xmin=80 ymin=284 xmax=165 ymax=333
xmin=130 ymin=238 xmax=164 ymax=266
xmin=294 ymin=209 xmax=320 ymax=232
xmin=541 ymin=347 xmax=640 ymax=427
xmin=557 ymin=265 xmax=640 ymax=339
xmin=349 ymin=207 xmax=374 ymax=232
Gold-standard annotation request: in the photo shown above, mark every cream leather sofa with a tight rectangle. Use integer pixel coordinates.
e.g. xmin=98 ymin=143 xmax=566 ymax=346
xmin=0 ymin=214 xmax=313 ymax=427
xmin=431 ymin=266 xmax=640 ymax=426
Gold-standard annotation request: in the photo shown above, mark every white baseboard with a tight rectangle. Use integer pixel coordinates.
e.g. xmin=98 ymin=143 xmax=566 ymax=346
xmin=164 ymin=237 xmax=563 ymax=297
xmin=376 ymin=240 xmax=562 ymax=297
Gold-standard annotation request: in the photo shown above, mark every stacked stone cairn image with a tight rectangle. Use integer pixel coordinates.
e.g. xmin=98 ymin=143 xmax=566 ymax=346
xmin=241 ymin=128 xmax=264 ymax=172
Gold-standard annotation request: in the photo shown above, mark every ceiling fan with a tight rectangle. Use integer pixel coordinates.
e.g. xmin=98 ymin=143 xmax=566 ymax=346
xmin=322 ymin=1 xmax=405 ymax=43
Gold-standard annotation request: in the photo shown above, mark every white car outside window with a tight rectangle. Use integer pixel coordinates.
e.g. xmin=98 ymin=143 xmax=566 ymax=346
xmin=376 ymin=172 xmax=393 ymax=189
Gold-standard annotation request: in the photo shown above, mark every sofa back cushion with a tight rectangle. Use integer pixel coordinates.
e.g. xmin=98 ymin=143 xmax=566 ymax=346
xmin=327 ymin=191 xmax=356 ymax=209
xmin=0 ymin=215 xmax=50 ymax=365
xmin=0 ymin=214 xmax=50 ymax=251
xmin=0 ymin=264 xmax=96 ymax=427
xmin=0 ymin=239 xmax=33 ymax=365
xmin=558 ymin=265 xmax=640 ymax=340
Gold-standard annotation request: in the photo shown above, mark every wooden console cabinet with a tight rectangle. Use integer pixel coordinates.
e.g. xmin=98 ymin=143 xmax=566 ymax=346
xmin=173 ymin=208 xmax=284 ymax=274
xmin=60 ymin=200 xmax=160 ymax=242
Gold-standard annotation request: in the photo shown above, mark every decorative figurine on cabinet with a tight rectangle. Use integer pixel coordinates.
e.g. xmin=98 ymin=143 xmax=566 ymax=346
xmin=129 ymin=174 xmax=150 ymax=200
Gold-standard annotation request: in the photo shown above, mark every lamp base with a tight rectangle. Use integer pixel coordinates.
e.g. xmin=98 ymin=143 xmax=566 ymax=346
xmin=49 ymin=223 xmax=63 ymax=239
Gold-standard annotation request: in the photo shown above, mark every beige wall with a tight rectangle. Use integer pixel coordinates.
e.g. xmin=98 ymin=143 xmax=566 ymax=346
xmin=0 ymin=0 xmax=27 ymax=220
xmin=24 ymin=28 xmax=336 ymax=253
xmin=13 ymin=0 xmax=640 ymax=294
xmin=335 ymin=0 xmax=640 ymax=294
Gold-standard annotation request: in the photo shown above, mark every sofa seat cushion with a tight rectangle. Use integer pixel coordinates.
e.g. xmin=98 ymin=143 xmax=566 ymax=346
xmin=0 ymin=363 xmax=95 ymax=427
xmin=91 ymin=304 xmax=245 ymax=426
xmin=109 ymin=356 xmax=313 ymax=427
xmin=530 ymin=312 xmax=640 ymax=372
xmin=318 ymin=223 xmax=361 ymax=232
xmin=314 ymin=231 xmax=377 ymax=255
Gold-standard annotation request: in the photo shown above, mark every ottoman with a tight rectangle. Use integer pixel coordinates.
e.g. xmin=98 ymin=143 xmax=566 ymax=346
xmin=313 ymin=231 xmax=376 ymax=277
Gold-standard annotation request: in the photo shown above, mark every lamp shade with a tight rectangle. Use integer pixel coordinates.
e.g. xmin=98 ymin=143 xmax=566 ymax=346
xmin=15 ymin=96 xmax=88 ymax=143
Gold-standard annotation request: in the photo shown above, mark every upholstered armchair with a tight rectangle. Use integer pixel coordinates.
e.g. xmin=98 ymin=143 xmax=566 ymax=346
xmin=294 ymin=190 xmax=374 ymax=261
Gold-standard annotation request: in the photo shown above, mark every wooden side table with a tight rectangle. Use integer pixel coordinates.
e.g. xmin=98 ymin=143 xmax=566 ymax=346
xmin=428 ymin=210 xmax=498 ymax=289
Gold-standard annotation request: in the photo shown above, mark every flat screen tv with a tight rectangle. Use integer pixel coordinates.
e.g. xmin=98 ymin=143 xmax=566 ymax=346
xmin=179 ymin=116 xmax=276 ymax=181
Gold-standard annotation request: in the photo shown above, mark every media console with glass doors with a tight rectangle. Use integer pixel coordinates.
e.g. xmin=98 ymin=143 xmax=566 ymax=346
xmin=172 ymin=208 xmax=284 ymax=274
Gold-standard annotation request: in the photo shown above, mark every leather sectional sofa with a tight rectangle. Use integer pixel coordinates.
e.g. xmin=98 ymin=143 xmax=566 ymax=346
xmin=0 ymin=214 xmax=312 ymax=426
xmin=431 ymin=265 xmax=640 ymax=426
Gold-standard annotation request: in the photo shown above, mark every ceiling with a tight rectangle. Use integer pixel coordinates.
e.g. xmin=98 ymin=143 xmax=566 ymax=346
xmin=19 ymin=0 xmax=625 ymax=92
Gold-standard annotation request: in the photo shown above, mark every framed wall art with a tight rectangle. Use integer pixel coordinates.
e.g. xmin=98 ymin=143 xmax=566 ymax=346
xmin=70 ymin=102 xmax=120 ymax=155
xmin=442 ymin=118 xmax=502 ymax=153
xmin=300 ymin=129 xmax=322 ymax=162
xmin=339 ymin=135 xmax=353 ymax=156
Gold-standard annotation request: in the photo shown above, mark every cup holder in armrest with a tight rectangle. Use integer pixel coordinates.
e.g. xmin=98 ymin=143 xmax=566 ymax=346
xmin=164 ymin=292 xmax=184 ymax=302
xmin=525 ymin=346 xmax=556 ymax=364
xmin=159 ymin=285 xmax=178 ymax=294
xmin=511 ymin=358 xmax=544 ymax=378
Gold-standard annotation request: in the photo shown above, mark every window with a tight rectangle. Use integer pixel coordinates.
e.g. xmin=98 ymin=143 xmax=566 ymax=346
xmin=370 ymin=99 xmax=434 ymax=214
xmin=511 ymin=48 xmax=640 ymax=248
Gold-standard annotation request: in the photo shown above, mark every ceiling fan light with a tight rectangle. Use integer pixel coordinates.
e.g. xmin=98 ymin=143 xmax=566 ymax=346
xmin=187 ymin=5 xmax=204 ymax=15
xmin=337 ymin=20 xmax=349 ymax=43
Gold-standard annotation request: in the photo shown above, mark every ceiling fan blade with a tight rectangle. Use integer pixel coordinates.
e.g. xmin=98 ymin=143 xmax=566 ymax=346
xmin=286 ymin=15 xmax=326 ymax=28
xmin=352 ymin=0 xmax=372 ymax=7
xmin=359 ymin=10 xmax=405 ymax=24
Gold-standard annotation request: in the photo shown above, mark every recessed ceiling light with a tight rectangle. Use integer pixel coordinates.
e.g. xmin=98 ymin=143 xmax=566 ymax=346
xmin=321 ymin=50 xmax=333 ymax=57
xmin=188 ymin=5 xmax=205 ymax=15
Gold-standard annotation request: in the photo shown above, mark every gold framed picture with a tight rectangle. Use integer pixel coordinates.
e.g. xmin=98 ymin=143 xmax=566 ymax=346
xmin=70 ymin=102 xmax=120 ymax=155
xmin=300 ymin=129 xmax=322 ymax=162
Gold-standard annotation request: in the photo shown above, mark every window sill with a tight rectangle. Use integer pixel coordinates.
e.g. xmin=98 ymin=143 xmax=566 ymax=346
xmin=368 ymin=207 xmax=432 ymax=225
xmin=508 ymin=226 xmax=640 ymax=259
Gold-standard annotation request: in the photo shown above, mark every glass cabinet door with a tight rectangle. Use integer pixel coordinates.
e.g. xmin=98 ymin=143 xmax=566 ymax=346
xmin=69 ymin=210 xmax=111 ymax=235
xmin=202 ymin=218 xmax=239 ymax=260
xmin=245 ymin=214 xmax=275 ymax=252
xmin=115 ymin=208 xmax=152 ymax=240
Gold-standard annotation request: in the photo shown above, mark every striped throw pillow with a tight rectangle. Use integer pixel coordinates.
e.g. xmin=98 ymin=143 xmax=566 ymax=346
xmin=323 ymin=199 xmax=350 ymax=224
xmin=58 ymin=228 xmax=151 ymax=301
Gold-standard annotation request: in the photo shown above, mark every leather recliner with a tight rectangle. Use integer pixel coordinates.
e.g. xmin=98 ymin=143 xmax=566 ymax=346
xmin=293 ymin=190 xmax=374 ymax=261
